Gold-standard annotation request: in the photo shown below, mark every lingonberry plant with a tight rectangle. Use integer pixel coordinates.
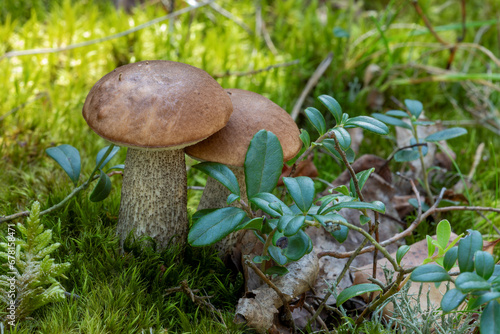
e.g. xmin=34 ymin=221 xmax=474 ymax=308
xmin=188 ymin=95 xmax=389 ymax=276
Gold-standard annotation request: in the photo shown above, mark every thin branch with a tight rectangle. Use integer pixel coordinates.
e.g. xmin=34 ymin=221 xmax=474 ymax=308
xmin=0 ymin=0 xmax=215 ymax=60
xmin=290 ymin=52 xmax=334 ymax=121
xmin=303 ymin=302 xmax=329 ymax=332
xmin=0 ymin=92 xmax=49 ymax=122
xmin=411 ymin=0 xmax=449 ymax=46
xmin=212 ymin=60 xmax=299 ymax=78
xmin=209 ymin=2 xmax=253 ymax=35
xmin=318 ymin=187 xmax=447 ymax=259
xmin=245 ymin=259 xmax=296 ymax=334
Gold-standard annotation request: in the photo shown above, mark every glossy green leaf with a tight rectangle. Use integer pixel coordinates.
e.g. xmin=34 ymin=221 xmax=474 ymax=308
xmin=277 ymin=215 xmax=295 ymax=232
xmin=245 ymin=130 xmax=284 ymax=198
xmin=337 ymin=284 xmax=382 ymax=306
xmin=385 ymin=110 xmax=409 ymax=118
xmin=425 ymin=127 xmax=467 ymax=142
xmin=458 ymin=230 xmax=483 ymax=273
xmin=253 ymin=255 xmax=270 ymax=263
xmin=332 ymin=128 xmax=351 ymax=150
xmin=283 ymin=230 xmax=311 ymax=261
xmin=89 ymin=169 xmax=112 ymax=202
xmin=324 ymin=200 xmax=386 ymax=214
xmin=443 ymin=246 xmax=458 ymax=271
xmin=322 ymin=139 xmax=355 ymax=163
xmin=194 ymin=162 xmax=240 ymax=196
xmin=192 ymin=208 xmax=217 ymax=221
xmin=313 ymin=213 xmax=348 ymax=226
xmin=316 ymin=194 xmax=341 ymax=214
xmin=46 ymin=144 xmax=81 ymax=185
xmin=268 ymin=245 xmax=287 ymax=265
xmin=470 ymin=292 xmax=500 ymax=310
xmin=481 ymin=301 xmax=500 ymax=334
xmin=299 ymin=129 xmax=310 ymax=148
xmin=236 ymin=217 xmax=263 ymax=231
xmin=344 ymin=116 xmax=389 ymax=135
xmin=355 ymin=168 xmax=374 ymax=192
xmin=475 ymin=251 xmax=495 ymax=280
xmin=436 ymin=219 xmax=451 ymax=250
xmin=372 ymin=113 xmax=412 ymax=129
xmin=441 ymin=289 xmax=467 ymax=312
xmin=96 ymin=145 xmax=120 ymax=169
xmin=359 ymin=215 xmax=371 ymax=226
xmin=188 ymin=207 xmax=246 ymax=246
xmin=394 ymin=149 xmax=421 ymax=162
xmin=331 ymin=225 xmax=349 ymax=243
xmin=265 ymin=266 xmax=289 ymax=276
xmin=106 ymin=164 xmax=125 ymax=172
xmin=283 ymin=177 xmax=315 ymax=213
xmin=408 ymin=198 xmax=431 ymax=211
xmin=227 ymin=193 xmax=240 ymax=205
xmin=427 ymin=235 xmax=436 ymax=257
xmin=411 ymin=264 xmax=451 ymax=282
xmin=414 ymin=120 xmax=435 ymax=126
xmin=319 ymin=95 xmax=342 ymax=124
xmin=455 ymin=272 xmax=491 ymax=293
xmin=284 ymin=216 xmax=306 ymax=237
xmin=304 ymin=107 xmax=327 ymax=135
xmin=331 ymin=185 xmax=349 ymax=196
xmin=250 ymin=192 xmax=293 ymax=217
xmin=405 ymin=99 xmax=423 ymax=118
xmin=396 ymin=245 xmax=411 ymax=265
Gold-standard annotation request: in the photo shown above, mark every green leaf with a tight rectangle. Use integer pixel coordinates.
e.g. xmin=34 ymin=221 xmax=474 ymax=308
xmin=46 ymin=144 xmax=81 ymax=186
xmin=331 ymin=185 xmax=350 ymax=196
xmin=188 ymin=207 xmax=247 ymax=246
xmin=284 ymin=216 xmax=306 ymax=237
xmin=410 ymin=264 xmax=451 ymax=282
xmin=332 ymin=128 xmax=351 ymax=150
xmin=333 ymin=27 xmax=350 ymax=38
xmin=245 ymin=130 xmax=284 ymax=198
xmin=96 ymin=145 xmax=120 ymax=169
xmin=470 ymin=292 xmax=500 ymax=310
xmin=265 ymin=266 xmax=289 ymax=276
xmin=372 ymin=113 xmax=412 ymax=130
xmin=277 ymin=215 xmax=294 ymax=232
xmin=250 ymin=192 xmax=293 ymax=217
xmin=355 ymin=168 xmax=375 ymax=192
xmin=253 ymin=255 xmax=270 ymax=263
xmin=236 ymin=217 xmax=263 ymax=231
xmin=283 ymin=230 xmax=311 ymax=261
xmin=268 ymin=245 xmax=287 ymax=265
xmin=106 ymin=164 xmax=125 ymax=172
xmin=436 ymin=219 xmax=451 ymax=250
xmin=318 ymin=95 xmax=342 ymax=124
xmin=344 ymin=116 xmax=389 ymax=135
xmin=475 ymin=251 xmax=495 ymax=280
xmin=194 ymin=162 xmax=240 ymax=196
xmin=322 ymin=139 xmax=355 ymax=163
xmin=192 ymin=208 xmax=217 ymax=221
xmin=394 ymin=149 xmax=421 ymax=162
xmin=283 ymin=177 xmax=315 ymax=213
xmin=227 ymin=193 xmax=240 ymax=205
xmin=359 ymin=215 xmax=371 ymax=226
xmin=337 ymin=284 xmax=382 ymax=307
xmin=441 ymin=289 xmax=467 ymax=312
xmin=414 ymin=121 xmax=435 ymax=126
xmin=324 ymin=200 xmax=386 ymax=214
xmin=458 ymin=230 xmax=483 ymax=272
xmin=409 ymin=198 xmax=431 ymax=211
xmin=456 ymin=272 xmax=491 ymax=293
xmin=331 ymin=225 xmax=349 ymax=243
xmin=443 ymin=246 xmax=458 ymax=271
xmin=396 ymin=245 xmax=411 ymax=265
xmin=313 ymin=213 xmax=348 ymax=226
xmin=405 ymin=99 xmax=423 ymax=118
xmin=427 ymin=235 xmax=436 ymax=257
xmin=481 ymin=301 xmax=500 ymax=334
xmin=385 ymin=110 xmax=409 ymax=118
xmin=410 ymin=137 xmax=428 ymax=156
xmin=304 ymin=107 xmax=327 ymax=135
xmin=425 ymin=127 xmax=467 ymax=142
xmin=89 ymin=170 xmax=112 ymax=202
xmin=299 ymin=129 xmax=310 ymax=148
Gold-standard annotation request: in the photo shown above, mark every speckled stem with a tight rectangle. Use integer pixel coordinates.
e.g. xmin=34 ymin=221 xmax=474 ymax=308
xmin=198 ymin=167 xmax=247 ymax=256
xmin=117 ymin=148 xmax=188 ymax=250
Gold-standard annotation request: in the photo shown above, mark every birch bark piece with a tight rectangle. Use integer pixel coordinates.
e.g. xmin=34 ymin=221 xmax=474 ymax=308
xmin=82 ymin=60 xmax=233 ymax=250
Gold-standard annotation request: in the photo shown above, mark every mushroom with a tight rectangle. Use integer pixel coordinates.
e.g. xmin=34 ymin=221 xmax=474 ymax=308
xmin=82 ymin=60 xmax=233 ymax=249
xmin=185 ymin=88 xmax=302 ymax=255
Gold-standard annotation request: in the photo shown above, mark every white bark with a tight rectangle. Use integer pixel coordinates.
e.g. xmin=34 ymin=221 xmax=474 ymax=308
xmin=117 ymin=148 xmax=188 ymax=249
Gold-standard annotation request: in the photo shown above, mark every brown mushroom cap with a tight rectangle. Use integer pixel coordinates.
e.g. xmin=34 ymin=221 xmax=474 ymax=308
xmin=82 ymin=60 xmax=233 ymax=149
xmin=185 ymin=88 xmax=302 ymax=166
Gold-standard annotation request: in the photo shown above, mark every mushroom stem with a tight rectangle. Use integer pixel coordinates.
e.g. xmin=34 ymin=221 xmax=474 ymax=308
xmin=198 ymin=166 xmax=247 ymax=255
xmin=117 ymin=148 xmax=188 ymax=249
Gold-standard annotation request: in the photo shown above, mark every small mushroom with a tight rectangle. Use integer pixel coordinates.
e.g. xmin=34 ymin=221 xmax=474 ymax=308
xmin=185 ymin=89 xmax=302 ymax=255
xmin=82 ymin=60 xmax=233 ymax=250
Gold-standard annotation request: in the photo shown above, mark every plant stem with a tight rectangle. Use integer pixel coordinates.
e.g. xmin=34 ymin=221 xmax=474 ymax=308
xmin=260 ymin=226 xmax=278 ymax=273
xmin=413 ymin=123 xmax=435 ymax=206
